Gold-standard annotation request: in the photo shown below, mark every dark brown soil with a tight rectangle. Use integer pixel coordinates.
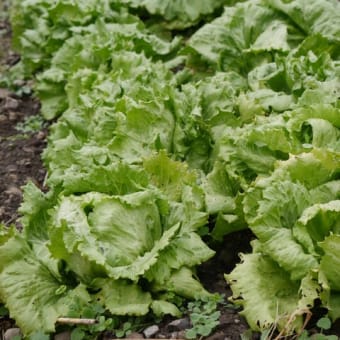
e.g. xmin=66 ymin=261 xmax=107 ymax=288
xmin=0 ymin=20 xmax=47 ymax=226
xmin=0 ymin=96 xmax=47 ymax=225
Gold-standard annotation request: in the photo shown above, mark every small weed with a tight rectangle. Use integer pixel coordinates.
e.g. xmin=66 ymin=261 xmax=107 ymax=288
xmin=316 ymin=317 xmax=332 ymax=332
xmin=15 ymin=85 xmax=32 ymax=97
xmin=115 ymin=321 xmax=133 ymax=338
xmin=241 ymin=316 xmax=338 ymax=340
xmin=16 ymin=115 xmax=45 ymax=133
xmin=113 ymin=315 xmax=162 ymax=338
xmin=56 ymin=306 xmax=158 ymax=340
xmin=185 ymin=294 xmax=223 ymax=339
xmin=296 ymin=316 xmax=337 ymax=340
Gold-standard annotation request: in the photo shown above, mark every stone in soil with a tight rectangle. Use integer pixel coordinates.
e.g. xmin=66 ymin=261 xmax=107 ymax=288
xmin=166 ymin=318 xmax=191 ymax=332
xmin=4 ymin=328 xmax=22 ymax=340
xmin=143 ymin=325 xmax=159 ymax=338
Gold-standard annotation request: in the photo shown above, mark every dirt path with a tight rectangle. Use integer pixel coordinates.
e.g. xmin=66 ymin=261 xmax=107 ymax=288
xmin=0 ymin=18 xmax=47 ymax=226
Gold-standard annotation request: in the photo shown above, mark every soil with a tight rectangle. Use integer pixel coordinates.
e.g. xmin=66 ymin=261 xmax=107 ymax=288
xmin=0 ymin=22 xmax=47 ymax=227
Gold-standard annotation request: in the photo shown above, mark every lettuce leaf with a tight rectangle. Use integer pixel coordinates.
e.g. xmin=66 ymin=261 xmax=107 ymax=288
xmin=36 ymin=21 xmax=180 ymax=119
xmin=122 ymin=0 xmax=228 ymax=29
xmin=0 ymin=235 xmax=90 ymax=335
xmin=267 ymin=0 xmax=340 ymax=42
xmin=188 ymin=0 xmax=304 ymax=73
xmin=226 ymin=251 xmax=303 ymax=331
xmin=0 ymin=150 xmax=214 ymax=335
xmin=227 ymin=151 xmax=340 ymax=332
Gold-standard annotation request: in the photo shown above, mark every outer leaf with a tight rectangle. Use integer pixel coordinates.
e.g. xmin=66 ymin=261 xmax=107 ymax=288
xmin=319 ymin=233 xmax=340 ymax=291
xmin=188 ymin=0 xmax=303 ymax=72
xmin=145 ymin=231 xmax=215 ymax=284
xmin=202 ymin=161 xmax=238 ymax=215
xmin=226 ymin=250 xmax=303 ymax=333
xmin=0 ymin=224 xmax=16 ymax=246
xmin=328 ymin=293 xmax=340 ymax=321
xmin=268 ymin=0 xmax=340 ymax=41
xmin=151 ymin=300 xmax=181 ymax=317
xmin=93 ymin=278 xmax=152 ymax=315
xmin=123 ymin=0 xmax=227 ymax=29
xmin=0 ymin=236 xmax=90 ymax=335
xmin=152 ymin=267 xmax=211 ymax=299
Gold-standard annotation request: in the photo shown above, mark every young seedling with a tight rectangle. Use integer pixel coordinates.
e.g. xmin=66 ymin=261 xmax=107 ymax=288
xmin=185 ymin=294 xmax=223 ymax=339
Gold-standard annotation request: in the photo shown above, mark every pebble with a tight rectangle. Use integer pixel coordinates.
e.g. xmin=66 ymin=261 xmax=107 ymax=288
xmin=36 ymin=130 xmax=46 ymax=140
xmin=9 ymin=174 xmax=18 ymax=181
xmin=0 ymin=88 xmax=10 ymax=99
xmin=4 ymin=328 xmax=21 ymax=340
xmin=167 ymin=318 xmax=191 ymax=332
xmin=8 ymin=111 xmax=18 ymax=121
xmin=6 ymin=165 xmax=17 ymax=172
xmin=170 ymin=330 xmax=186 ymax=339
xmin=5 ymin=186 xmax=22 ymax=197
xmin=13 ymin=79 xmax=26 ymax=87
xmin=143 ymin=325 xmax=159 ymax=338
xmin=4 ymin=97 xmax=19 ymax=110
xmin=0 ymin=114 xmax=7 ymax=122
xmin=23 ymin=146 xmax=34 ymax=153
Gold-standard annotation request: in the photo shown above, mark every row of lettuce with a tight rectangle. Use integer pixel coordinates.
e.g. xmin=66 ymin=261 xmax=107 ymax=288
xmin=0 ymin=0 xmax=339 ymax=336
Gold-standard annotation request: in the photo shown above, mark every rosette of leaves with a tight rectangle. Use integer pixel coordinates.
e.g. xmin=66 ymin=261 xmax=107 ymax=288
xmin=0 ymin=152 xmax=214 ymax=336
xmin=226 ymin=150 xmax=340 ymax=334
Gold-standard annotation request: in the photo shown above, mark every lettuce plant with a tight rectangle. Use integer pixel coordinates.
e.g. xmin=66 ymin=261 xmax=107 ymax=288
xmin=226 ymin=150 xmax=340 ymax=333
xmin=0 ymin=153 xmax=214 ymax=335
xmin=2 ymin=0 xmax=339 ymax=337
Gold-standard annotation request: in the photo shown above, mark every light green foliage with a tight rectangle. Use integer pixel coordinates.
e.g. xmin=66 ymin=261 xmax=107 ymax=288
xmin=2 ymin=0 xmax=340 ymax=337
xmin=0 ymin=154 xmax=213 ymax=335
xmin=115 ymin=321 xmax=133 ymax=338
xmin=16 ymin=115 xmax=45 ymax=133
xmin=185 ymin=295 xmax=223 ymax=339
xmin=122 ymin=0 xmax=230 ymax=29
xmin=317 ymin=317 xmax=332 ymax=331
xmin=227 ymin=151 xmax=340 ymax=333
xmin=297 ymin=317 xmax=338 ymax=340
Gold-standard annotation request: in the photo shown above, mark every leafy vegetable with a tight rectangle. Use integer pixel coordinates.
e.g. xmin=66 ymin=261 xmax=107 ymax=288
xmin=226 ymin=151 xmax=340 ymax=333
xmin=0 ymin=153 xmax=213 ymax=335
xmin=122 ymin=0 xmax=230 ymax=29
xmin=3 ymin=0 xmax=340 ymax=336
